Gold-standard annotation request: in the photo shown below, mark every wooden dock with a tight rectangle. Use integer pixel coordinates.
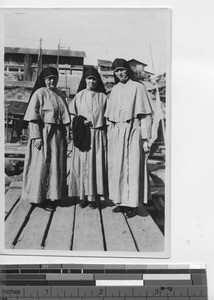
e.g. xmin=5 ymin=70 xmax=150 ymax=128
xmin=5 ymin=143 xmax=165 ymax=253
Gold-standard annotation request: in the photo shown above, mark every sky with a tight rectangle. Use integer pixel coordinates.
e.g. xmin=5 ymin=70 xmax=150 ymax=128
xmin=4 ymin=8 xmax=171 ymax=75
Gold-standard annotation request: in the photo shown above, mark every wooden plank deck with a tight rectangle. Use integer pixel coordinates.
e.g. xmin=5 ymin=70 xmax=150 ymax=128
xmin=4 ymin=143 xmax=165 ymax=253
xmin=4 ymin=181 xmax=165 ymax=253
xmin=44 ymin=198 xmax=76 ymax=250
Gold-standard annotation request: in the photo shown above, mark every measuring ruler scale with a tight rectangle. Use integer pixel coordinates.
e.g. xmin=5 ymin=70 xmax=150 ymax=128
xmin=0 ymin=264 xmax=208 ymax=299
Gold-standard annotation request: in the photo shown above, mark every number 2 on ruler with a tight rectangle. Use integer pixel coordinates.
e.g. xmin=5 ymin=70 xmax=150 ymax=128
xmin=98 ymin=289 xmax=104 ymax=296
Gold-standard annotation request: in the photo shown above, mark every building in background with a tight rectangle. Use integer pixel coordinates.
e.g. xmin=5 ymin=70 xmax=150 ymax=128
xmin=4 ymin=47 xmax=165 ymax=144
xmin=97 ymin=59 xmax=115 ymax=93
xmin=97 ymin=58 xmax=154 ymax=92
xmin=128 ymin=59 xmax=153 ymax=81
xmin=4 ymin=46 xmax=86 ymax=142
xmin=4 ymin=46 xmax=86 ymax=101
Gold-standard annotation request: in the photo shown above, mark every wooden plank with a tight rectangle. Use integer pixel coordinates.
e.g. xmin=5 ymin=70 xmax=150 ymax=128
xmin=44 ymin=197 xmax=76 ymax=250
xmin=5 ymin=174 xmax=12 ymax=188
xmin=150 ymin=172 xmax=165 ymax=187
xmin=72 ymin=203 xmax=104 ymax=251
xmin=5 ymin=188 xmax=21 ymax=217
xmin=101 ymin=200 xmax=137 ymax=252
xmin=152 ymin=196 xmax=165 ymax=211
xmin=14 ymin=205 xmax=52 ymax=250
xmin=5 ymin=157 xmax=25 ymax=162
xmin=9 ymin=180 xmax=23 ymax=189
xmin=151 ymin=186 xmax=165 ymax=196
xmin=148 ymin=209 xmax=165 ymax=235
xmin=5 ymin=142 xmax=27 ymax=155
xmin=5 ymin=198 xmax=32 ymax=249
xmin=126 ymin=204 xmax=164 ymax=252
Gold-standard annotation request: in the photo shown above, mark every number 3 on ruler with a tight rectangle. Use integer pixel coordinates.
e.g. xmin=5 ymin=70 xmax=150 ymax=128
xmin=155 ymin=288 xmax=159 ymax=294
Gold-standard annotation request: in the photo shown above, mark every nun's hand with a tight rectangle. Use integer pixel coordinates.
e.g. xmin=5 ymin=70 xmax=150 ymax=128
xmin=34 ymin=138 xmax=43 ymax=150
xmin=142 ymin=140 xmax=150 ymax=154
xmin=84 ymin=120 xmax=92 ymax=127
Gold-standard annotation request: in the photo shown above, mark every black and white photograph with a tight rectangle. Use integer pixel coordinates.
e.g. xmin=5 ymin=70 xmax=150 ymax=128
xmin=3 ymin=7 xmax=171 ymax=257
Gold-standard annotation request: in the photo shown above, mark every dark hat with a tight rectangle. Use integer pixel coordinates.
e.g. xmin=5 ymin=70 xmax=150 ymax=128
xmin=27 ymin=67 xmax=59 ymax=104
xmin=112 ymin=58 xmax=129 ymax=72
xmin=85 ymin=67 xmax=100 ymax=79
xmin=112 ymin=58 xmax=136 ymax=84
xmin=42 ymin=67 xmax=58 ymax=79
xmin=77 ymin=67 xmax=106 ymax=94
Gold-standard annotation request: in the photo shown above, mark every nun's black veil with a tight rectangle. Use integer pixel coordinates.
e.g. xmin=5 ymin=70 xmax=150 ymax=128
xmin=77 ymin=67 xmax=106 ymax=94
xmin=29 ymin=67 xmax=59 ymax=101
xmin=112 ymin=58 xmax=136 ymax=84
xmin=24 ymin=67 xmax=59 ymax=116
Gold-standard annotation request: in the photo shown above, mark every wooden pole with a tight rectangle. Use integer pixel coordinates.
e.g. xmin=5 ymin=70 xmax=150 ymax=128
xmin=56 ymin=39 xmax=61 ymax=70
xmin=5 ymin=104 xmax=10 ymax=143
xmin=143 ymin=153 xmax=149 ymax=204
xmin=149 ymin=44 xmax=165 ymax=144
xmin=24 ymin=51 xmax=30 ymax=81
xmin=65 ymin=65 xmax=68 ymax=97
xmin=37 ymin=38 xmax=43 ymax=77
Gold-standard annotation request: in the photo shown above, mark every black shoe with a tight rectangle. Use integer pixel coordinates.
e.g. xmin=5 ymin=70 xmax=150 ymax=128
xmin=89 ymin=202 xmax=98 ymax=209
xmin=123 ymin=207 xmax=130 ymax=214
xmin=44 ymin=199 xmax=59 ymax=210
xmin=126 ymin=208 xmax=137 ymax=218
xmin=79 ymin=199 xmax=88 ymax=208
xmin=112 ymin=206 xmax=124 ymax=213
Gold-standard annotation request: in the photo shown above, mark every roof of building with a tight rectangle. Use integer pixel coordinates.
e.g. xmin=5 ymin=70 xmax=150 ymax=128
xmin=4 ymin=76 xmax=82 ymax=96
xmin=144 ymin=70 xmax=154 ymax=76
xmin=128 ymin=59 xmax=147 ymax=66
xmin=4 ymin=81 xmax=35 ymax=89
xmin=97 ymin=59 xmax=112 ymax=67
xmin=84 ymin=65 xmax=96 ymax=70
xmin=141 ymin=81 xmax=155 ymax=91
xmin=5 ymin=47 xmax=86 ymax=58
xmin=5 ymin=100 xmax=28 ymax=116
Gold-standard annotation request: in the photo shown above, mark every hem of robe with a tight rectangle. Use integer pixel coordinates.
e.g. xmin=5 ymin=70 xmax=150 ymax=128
xmin=67 ymin=128 xmax=108 ymax=199
xmin=110 ymin=199 xmax=139 ymax=208
xmin=68 ymin=192 xmax=107 ymax=199
xmin=21 ymin=194 xmax=64 ymax=204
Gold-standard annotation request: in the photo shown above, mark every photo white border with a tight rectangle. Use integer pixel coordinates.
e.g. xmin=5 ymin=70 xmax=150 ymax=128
xmin=1 ymin=6 xmax=171 ymax=259
xmin=1 ymin=0 xmax=214 ymax=298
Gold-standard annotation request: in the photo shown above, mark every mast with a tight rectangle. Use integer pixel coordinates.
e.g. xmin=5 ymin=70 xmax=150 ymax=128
xmin=149 ymin=44 xmax=165 ymax=145
xmin=24 ymin=51 xmax=30 ymax=81
xmin=37 ymin=38 xmax=43 ymax=77
xmin=56 ymin=39 xmax=61 ymax=70
xmin=64 ymin=65 xmax=68 ymax=97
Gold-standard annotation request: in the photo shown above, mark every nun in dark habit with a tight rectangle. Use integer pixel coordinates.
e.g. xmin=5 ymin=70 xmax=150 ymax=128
xmin=105 ymin=58 xmax=153 ymax=218
xmin=21 ymin=67 xmax=70 ymax=208
xmin=67 ymin=67 xmax=108 ymax=209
